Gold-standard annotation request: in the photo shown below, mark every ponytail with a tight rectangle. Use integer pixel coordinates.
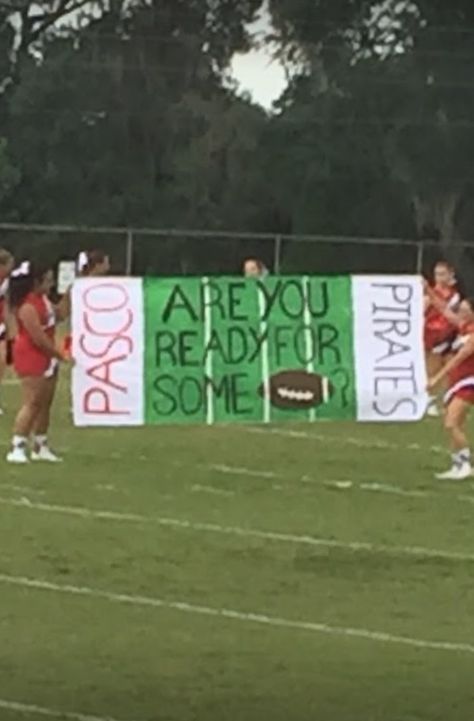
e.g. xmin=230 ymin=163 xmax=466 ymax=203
xmin=8 ymin=261 xmax=51 ymax=309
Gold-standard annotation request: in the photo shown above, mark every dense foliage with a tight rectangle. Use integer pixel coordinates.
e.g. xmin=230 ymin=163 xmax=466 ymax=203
xmin=0 ymin=0 xmax=473 ymax=269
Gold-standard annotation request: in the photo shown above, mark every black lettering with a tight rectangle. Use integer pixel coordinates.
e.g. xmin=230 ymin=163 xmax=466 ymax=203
xmin=230 ymin=373 xmax=253 ymax=415
xmin=153 ymin=375 xmax=178 ymax=416
xmin=259 ymin=281 xmax=281 ymax=321
xmin=318 ymin=324 xmax=341 ymax=364
xmin=248 ymin=327 xmax=269 ymax=363
xmin=274 ymin=326 xmax=293 ymax=365
xmin=205 ymin=375 xmax=231 ymax=410
xmin=155 ymin=331 xmax=178 ymax=367
xmin=294 ymin=325 xmax=317 ymax=365
xmin=307 ymin=281 xmax=329 ymax=318
xmin=180 ymin=377 xmax=204 ymax=416
xmin=373 ymin=318 xmax=411 ymax=337
xmin=178 ymin=331 xmax=200 ymax=367
xmin=227 ymin=327 xmax=249 ymax=365
xmin=228 ymin=282 xmax=248 ymax=322
xmin=162 ymin=285 xmax=198 ymax=323
xmin=204 ymin=329 xmax=229 ymax=364
xmin=373 ymin=397 xmax=417 ymax=417
xmin=372 ymin=283 xmax=413 ymax=305
xmin=202 ymin=280 xmax=226 ymax=320
xmin=280 ymin=280 xmax=305 ymax=319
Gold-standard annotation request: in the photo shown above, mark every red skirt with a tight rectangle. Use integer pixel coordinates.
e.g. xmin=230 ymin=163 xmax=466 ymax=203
xmin=13 ymin=341 xmax=58 ymax=378
xmin=424 ymin=327 xmax=455 ymax=355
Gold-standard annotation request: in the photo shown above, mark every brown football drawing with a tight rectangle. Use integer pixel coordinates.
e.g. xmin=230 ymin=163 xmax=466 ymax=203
xmin=258 ymin=369 xmax=334 ymax=410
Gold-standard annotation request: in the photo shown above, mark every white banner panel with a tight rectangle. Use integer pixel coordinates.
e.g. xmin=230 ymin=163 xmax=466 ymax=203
xmin=352 ymin=276 xmax=427 ymax=422
xmin=72 ymin=278 xmax=144 ymax=426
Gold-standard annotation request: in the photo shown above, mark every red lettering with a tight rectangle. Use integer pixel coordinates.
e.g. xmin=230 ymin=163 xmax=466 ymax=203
xmin=79 ymin=333 xmax=133 ymax=360
xmin=83 ymin=388 xmax=129 ymax=415
xmin=86 ymin=355 xmax=129 ymax=392
xmin=83 ymin=283 xmax=129 ymax=312
xmin=83 ymin=309 xmax=133 ymax=337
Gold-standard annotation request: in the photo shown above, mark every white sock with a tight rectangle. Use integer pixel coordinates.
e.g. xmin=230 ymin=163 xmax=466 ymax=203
xmin=12 ymin=435 xmax=27 ymax=450
xmin=33 ymin=434 xmax=48 ymax=450
xmin=453 ymin=449 xmax=471 ymax=467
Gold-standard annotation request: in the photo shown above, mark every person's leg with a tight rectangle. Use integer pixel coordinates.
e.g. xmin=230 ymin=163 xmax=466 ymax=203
xmin=7 ymin=377 xmax=43 ymax=463
xmin=0 ymin=340 xmax=5 ymax=414
xmin=425 ymin=351 xmax=445 ymax=416
xmin=437 ymin=397 xmax=471 ymax=479
xmin=31 ymin=374 xmax=61 ymax=462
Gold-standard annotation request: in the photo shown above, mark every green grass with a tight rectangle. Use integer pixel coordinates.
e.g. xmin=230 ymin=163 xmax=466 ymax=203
xmin=1 ymin=376 xmax=474 ymax=721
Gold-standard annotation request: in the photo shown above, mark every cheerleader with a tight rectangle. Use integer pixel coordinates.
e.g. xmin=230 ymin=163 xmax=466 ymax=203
xmin=424 ymin=261 xmax=460 ymax=417
xmin=6 ymin=261 xmax=69 ymax=464
xmin=0 ymin=249 xmax=14 ymax=414
xmin=426 ymin=287 xmax=474 ymax=480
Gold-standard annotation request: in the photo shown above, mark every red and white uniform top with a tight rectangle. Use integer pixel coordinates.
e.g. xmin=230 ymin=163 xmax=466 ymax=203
xmin=424 ymin=284 xmax=460 ymax=352
xmin=0 ymin=277 xmax=8 ymax=337
xmin=444 ymin=321 xmax=474 ymax=404
xmin=13 ymin=292 xmax=56 ymax=378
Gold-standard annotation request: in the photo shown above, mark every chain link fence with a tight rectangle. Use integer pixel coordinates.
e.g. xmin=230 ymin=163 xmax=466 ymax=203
xmin=1 ymin=223 xmax=473 ymax=288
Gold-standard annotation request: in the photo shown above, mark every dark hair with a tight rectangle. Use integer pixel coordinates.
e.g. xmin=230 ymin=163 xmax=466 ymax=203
xmin=82 ymin=249 xmax=108 ymax=276
xmin=8 ymin=261 xmax=52 ymax=309
xmin=434 ymin=260 xmax=455 ymax=272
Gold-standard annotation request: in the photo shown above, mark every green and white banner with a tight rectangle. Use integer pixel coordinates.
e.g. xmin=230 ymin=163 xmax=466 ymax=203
xmin=72 ymin=275 xmax=427 ymax=426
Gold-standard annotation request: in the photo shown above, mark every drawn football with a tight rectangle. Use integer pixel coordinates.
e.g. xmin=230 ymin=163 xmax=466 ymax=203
xmin=258 ymin=369 xmax=333 ymax=410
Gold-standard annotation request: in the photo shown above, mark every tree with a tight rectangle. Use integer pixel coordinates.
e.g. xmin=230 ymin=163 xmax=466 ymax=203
xmin=266 ymin=0 xmax=474 ymax=256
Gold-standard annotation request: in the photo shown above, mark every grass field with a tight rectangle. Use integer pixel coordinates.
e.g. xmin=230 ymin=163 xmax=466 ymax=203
xmin=1 ymin=375 xmax=474 ymax=721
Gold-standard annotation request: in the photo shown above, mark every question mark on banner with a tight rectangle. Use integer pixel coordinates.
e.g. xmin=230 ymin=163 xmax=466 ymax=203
xmin=331 ymin=367 xmax=351 ymax=408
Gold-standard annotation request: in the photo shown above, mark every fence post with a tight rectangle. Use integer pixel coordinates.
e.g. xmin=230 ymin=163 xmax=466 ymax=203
xmin=273 ymin=234 xmax=282 ymax=275
xmin=125 ymin=229 xmax=134 ymax=275
xmin=416 ymin=240 xmax=424 ymax=274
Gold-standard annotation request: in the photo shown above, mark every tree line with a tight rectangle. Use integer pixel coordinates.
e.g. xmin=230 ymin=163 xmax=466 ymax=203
xmin=0 ymin=0 xmax=473 ymax=275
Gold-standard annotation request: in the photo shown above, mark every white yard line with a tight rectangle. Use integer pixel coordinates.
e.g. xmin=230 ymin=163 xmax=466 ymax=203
xmin=209 ymin=463 xmax=458 ymax=501
xmin=1 ymin=496 xmax=473 ymax=564
xmin=257 ymin=284 xmax=271 ymax=424
xmin=202 ymin=277 xmax=214 ymax=425
xmin=208 ymin=463 xmax=278 ymax=480
xmin=0 ymin=573 xmax=473 ymax=656
xmin=302 ymin=276 xmax=316 ymax=423
xmin=191 ymin=485 xmax=235 ymax=498
xmin=242 ymin=426 xmax=447 ymax=455
xmin=0 ymin=697 xmax=134 ymax=721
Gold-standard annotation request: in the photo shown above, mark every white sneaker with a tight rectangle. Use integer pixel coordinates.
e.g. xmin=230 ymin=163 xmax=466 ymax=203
xmin=436 ymin=464 xmax=473 ymax=481
xmin=6 ymin=447 xmax=29 ymax=464
xmin=426 ymin=404 xmax=440 ymax=418
xmin=31 ymin=447 xmax=63 ymax=463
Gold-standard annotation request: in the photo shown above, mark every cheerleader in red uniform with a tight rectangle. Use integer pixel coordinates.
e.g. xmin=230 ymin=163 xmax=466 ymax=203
xmin=426 ymin=287 xmax=474 ymax=480
xmin=6 ymin=261 xmax=69 ymax=464
xmin=0 ymin=248 xmax=14 ymax=414
xmin=424 ymin=261 xmax=460 ymax=416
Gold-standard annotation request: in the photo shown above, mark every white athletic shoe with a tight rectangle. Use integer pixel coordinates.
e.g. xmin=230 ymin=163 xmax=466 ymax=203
xmin=31 ymin=447 xmax=63 ymax=463
xmin=6 ymin=447 xmax=29 ymax=464
xmin=436 ymin=464 xmax=473 ymax=481
xmin=426 ymin=404 xmax=440 ymax=418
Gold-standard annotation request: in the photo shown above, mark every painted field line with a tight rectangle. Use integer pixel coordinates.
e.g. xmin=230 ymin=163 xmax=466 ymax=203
xmin=209 ymin=464 xmax=444 ymax=501
xmin=192 ymin=484 xmax=235 ymax=498
xmin=0 ymin=696 xmax=134 ymax=721
xmin=0 ymin=573 xmax=473 ymax=657
xmin=208 ymin=463 xmax=278 ymax=479
xmin=243 ymin=426 xmax=446 ymax=456
xmin=1 ymin=496 xmax=474 ymax=564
